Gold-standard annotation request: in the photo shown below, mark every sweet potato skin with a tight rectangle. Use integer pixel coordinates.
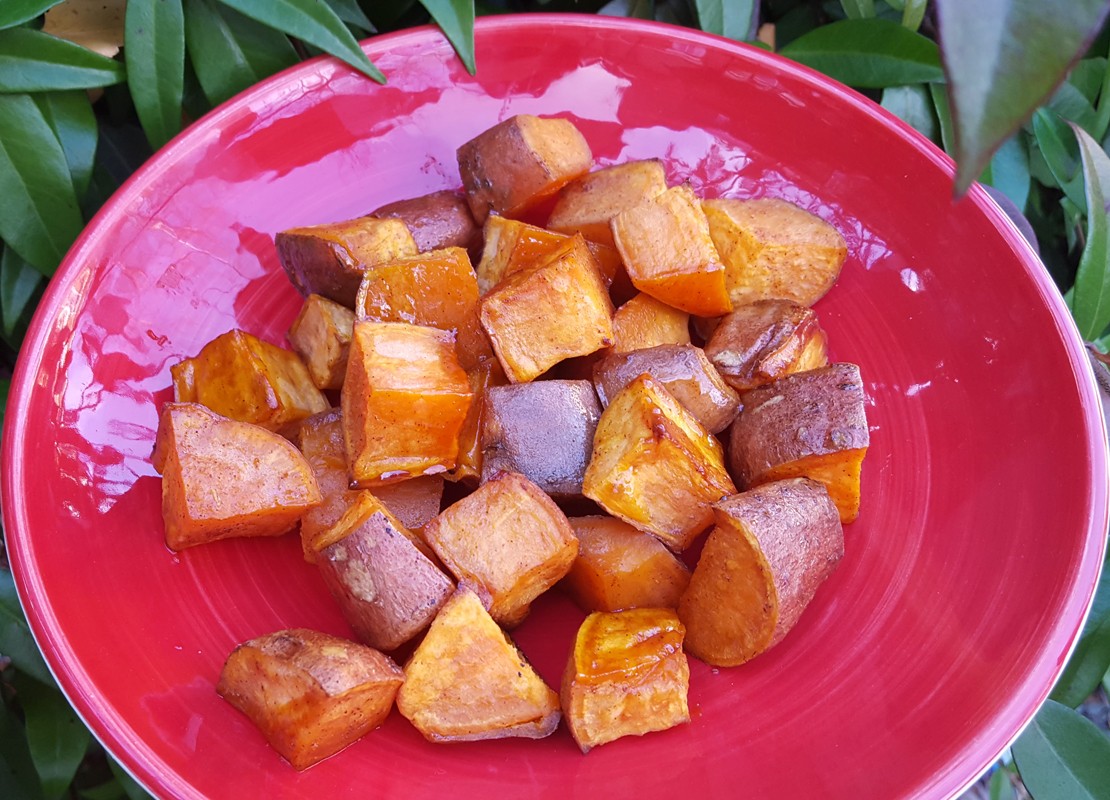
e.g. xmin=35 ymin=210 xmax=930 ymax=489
xmin=678 ymin=479 xmax=843 ymax=667
xmin=370 ymin=190 xmax=480 ymax=256
xmin=561 ymin=608 xmax=690 ymax=752
xmin=397 ymin=587 xmax=560 ymax=742
xmin=216 ymin=628 xmax=403 ymax=770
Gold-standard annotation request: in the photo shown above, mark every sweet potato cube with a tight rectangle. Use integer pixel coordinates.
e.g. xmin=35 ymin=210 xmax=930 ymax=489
xmin=287 ymin=294 xmax=356 ymax=391
xmin=342 ymin=321 xmax=472 ymax=487
xmin=481 ymin=380 xmax=602 ymax=498
xmin=397 ymin=587 xmax=560 ymax=742
xmin=561 ymin=608 xmax=689 ymax=752
xmin=154 ymin=403 xmax=321 ymax=550
xmin=457 ymin=114 xmax=592 ymax=224
xmin=611 ymin=292 xmax=691 ymax=354
xmin=611 ymin=185 xmax=732 ymax=317
xmin=216 ymin=628 xmax=403 ymax=770
xmin=171 ymin=329 xmax=328 ymax=432
xmin=582 ymin=374 xmax=735 ymax=551
xmin=450 ymin=356 xmax=509 ymax=484
xmin=729 ymin=363 xmax=869 ymax=522
xmin=423 ymin=472 xmax=578 ymax=626
xmin=548 ymin=159 xmax=669 ymax=248
xmin=479 ymin=235 xmax=614 ymax=383
xmin=704 ymin=299 xmax=828 ymax=392
xmin=678 ymin=479 xmax=843 ymax=667
xmin=702 ymin=197 xmax=847 ymax=307
xmin=593 ymin=344 xmax=740 ymax=434
xmin=354 ymin=246 xmax=491 ymax=369
xmin=313 ymin=492 xmax=454 ymax=651
xmin=370 ymin=190 xmax=480 ymax=256
xmin=275 ymin=216 xmax=418 ymax=308
xmin=563 ymin=516 xmax=691 ymax=612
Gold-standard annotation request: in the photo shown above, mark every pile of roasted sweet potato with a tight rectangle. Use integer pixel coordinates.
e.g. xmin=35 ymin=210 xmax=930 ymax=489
xmin=152 ymin=114 xmax=869 ymax=768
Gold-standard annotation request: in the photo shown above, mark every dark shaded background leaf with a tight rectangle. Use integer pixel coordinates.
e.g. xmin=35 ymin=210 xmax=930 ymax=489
xmin=0 ymin=569 xmax=53 ymax=685
xmin=0 ymin=700 xmax=45 ymax=800
xmin=0 ymin=1 xmax=65 ymax=31
xmin=419 ymin=0 xmax=475 ymax=74
xmin=17 ymin=675 xmax=91 ymax=800
xmin=880 ymin=84 xmax=937 ymax=142
xmin=780 ymin=18 xmax=942 ymax=88
xmin=695 ymin=0 xmax=757 ymax=41
xmin=1 ymin=246 xmax=42 ymax=339
xmin=217 ymin=0 xmax=385 ymax=83
xmin=125 ymin=0 xmax=185 ymax=150
xmin=183 ymin=0 xmax=298 ymax=107
xmin=322 ymin=0 xmax=375 ymax=33
xmin=840 ymin=0 xmax=874 ymax=20
xmin=1033 ymin=108 xmax=1085 ymax=212
xmin=1012 ymin=700 xmax=1110 ymax=800
xmin=0 ymin=28 xmax=125 ymax=92
xmin=33 ymin=90 xmax=98 ymax=200
xmin=1051 ymin=549 xmax=1110 ymax=706
xmin=936 ymin=0 xmax=1110 ymax=194
xmin=0 ymin=93 xmax=83 ymax=276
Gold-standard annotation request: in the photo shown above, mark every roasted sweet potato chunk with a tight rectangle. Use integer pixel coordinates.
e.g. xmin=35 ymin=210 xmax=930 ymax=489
xmin=561 ymin=608 xmax=689 ymax=752
xmin=611 ymin=292 xmax=691 ymax=353
xmin=458 ymin=114 xmax=593 ymax=223
xmin=704 ymin=299 xmax=828 ymax=392
xmin=611 ymin=184 xmax=732 ymax=317
xmin=548 ymin=159 xmax=668 ymax=248
xmin=583 ymin=375 xmax=735 ymax=551
xmin=287 ymin=294 xmax=356 ymax=391
xmin=563 ymin=516 xmax=691 ymax=612
xmin=397 ymin=587 xmax=560 ymax=742
xmin=450 ymin=356 xmax=508 ymax=484
xmin=275 ymin=216 xmax=418 ymax=308
xmin=479 ymin=234 xmax=614 ymax=383
xmin=313 ymin=492 xmax=454 ymax=651
xmin=729 ymin=363 xmax=869 ymax=522
xmin=370 ymin=190 xmax=480 ymax=256
xmin=702 ymin=197 xmax=847 ymax=307
xmin=423 ymin=472 xmax=577 ymax=626
xmin=154 ymin=403 xmax=321 ymax=550
xmin=217 ymin=628 xmax=403 ymax=770
xmin=171 ymin=329 xmax=328 ymax=432
xmin=481 ymin=379 xmax=602 ymax=498
xmin=678 ymin=479 xmax=843 ymax=666
xmin=593 ymin=344 xmax=740 ymax=434
xmin=342 ymin=321 xmax=472 ymax=486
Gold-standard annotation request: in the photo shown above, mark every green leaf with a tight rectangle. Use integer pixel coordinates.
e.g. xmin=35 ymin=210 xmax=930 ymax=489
xmin=419 ymin=0 xmax=475 ymax=75
xmin=899 ymin=0 xmax=926 ymax=31
xmin=125 ymin=0 xmax=185 ymax=151
xmin=1046 ymin=79 xmax=1101 ymax=135
xmin=322 ymin=0 xmax=375 ymax=33
xmin=840 ymin=0 xmax=874 ymax=19
xmin=0 ymin=28 xmax=125 ymax=92
xmin=17 ymin=675 xmax=91 ymax=800
xmin=217 ymin=0 xmax=385 ymax=83
xmin=1032 ymin=108 xmax=1085 ymax=209
xmin=935 ymin=0 xmax=1110 ymax=195
xmin=1070 ymin=123 xmax=1110 ymax=339
xmin=599 ymin=0 xmax=655 ymax=20
xmin=989 ymin=765 xmax=1013 ymax=800
xmin=33 ymin=90 xmax=98 ymax=200
xmin=1 ymin=246 xmax=42 ymax=338
xmin=1012 ymin=699 xmax=1110 ymax=799
xmin=985 ymin=134 xmax=1031 ymax=212
xmin=1051 ymin=549 xmax=1110 ymax=706
xmin=881 ymin=84 xmax=938 ymax=142
xmin=0 ymin=700 xmax=45 ymax=800
xmin=106 ymin=757 xmax=152 ymax=800
xmin=0 ymin=568 xmax=53 ymax=686
xmin=779 ymin=18 xmax=943 ymax=89
xmin=695 ymin=0 xmax=757 ymax=41
xmin=0 ymin=1 xmax=65 ymax=31
xmin=930 ymin=81 xmax=954 ymax=154
xmin=183 ymin=0 xmax=298 ymax=107
xmin=0 ymin=93 xmax=83 ymax=275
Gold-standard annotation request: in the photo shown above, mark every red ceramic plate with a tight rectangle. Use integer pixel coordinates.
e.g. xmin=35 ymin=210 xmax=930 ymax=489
xmin=3 ymin=14 xmax=1106 ymax=800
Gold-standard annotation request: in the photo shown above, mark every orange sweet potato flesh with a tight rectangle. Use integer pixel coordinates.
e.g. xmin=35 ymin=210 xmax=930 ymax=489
xmin=450 ymin=356 xmax=508 ymax=484
xmin=678 ymin=479 xmax=844 ymax=667
xmin=548 ymin=159 xmax=668 ymax=248
xmin=397 ymin=587 xmax=561 ymax=742
xmin=592 ymin=344 xmax=740 ymax=434
xmin=561 ymin=608 xmax=689 ymax=752
xmin=154 ymin=402 xmax=321 ymax=550
xmin=611 ymin=292 xmax=691 ymax=354
xmin=370 ymin=190 xmax=480 ymax=257
xmin=313 ymin=492 xmax=454 ymax=651
xmin=563 ymin=516 xmax=691 ymax=612
xmin=287 ymin=294 xmax=356 ymax=392
xmin=216 ymin=628 xmax=403 ymax=770
xmin=457 ymin=114 xmax=593 ymax=224
xmin=728 ymin=363 xmax=869 ymax=522
xmin=341 ymin=321 xmax=473 ymax=486
xmin=582 ymin=374 xmax=735 ymax=551
xmin=354 ymin=247 xmax=492 ymax=370
xmin=703 ymin=299 xmax=828 ymax=392
xmin=423 ymin=472 xmax=578 ymax=626
xmin=171 ymin=329 xmax=328 ymax=433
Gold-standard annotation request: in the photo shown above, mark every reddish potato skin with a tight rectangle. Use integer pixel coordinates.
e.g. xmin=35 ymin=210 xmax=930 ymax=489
xmin=371 ymin=190 xmax=481 ymax=257
xmin=678 ymin=479 xmax=843 ymax=667
xmin=592 ymin=344 xmax=740 ymax=434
